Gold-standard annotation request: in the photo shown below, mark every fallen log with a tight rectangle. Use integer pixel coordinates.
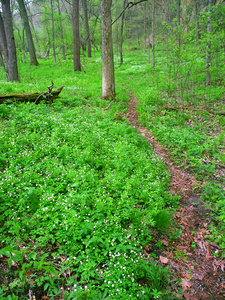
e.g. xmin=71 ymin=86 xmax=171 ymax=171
xmin=0 ymin=85 xmax=64 ymax=104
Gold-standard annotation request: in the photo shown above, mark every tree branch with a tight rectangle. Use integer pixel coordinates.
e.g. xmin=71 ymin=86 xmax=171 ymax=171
xmin=112 ymin=0 xmax=148 ymax=26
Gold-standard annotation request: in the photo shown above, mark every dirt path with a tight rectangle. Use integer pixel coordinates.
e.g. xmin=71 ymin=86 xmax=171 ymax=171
xmin=126 ymin=91 xmax=225 ymax=299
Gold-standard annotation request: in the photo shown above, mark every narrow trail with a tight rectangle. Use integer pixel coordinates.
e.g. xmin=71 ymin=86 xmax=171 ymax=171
xmin=126 ymin=91 xmax=225 ymax=300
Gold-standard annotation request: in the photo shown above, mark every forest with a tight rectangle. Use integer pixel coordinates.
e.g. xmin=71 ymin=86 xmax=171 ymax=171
xmin=0 ymin=0 xmax=225 ymax=299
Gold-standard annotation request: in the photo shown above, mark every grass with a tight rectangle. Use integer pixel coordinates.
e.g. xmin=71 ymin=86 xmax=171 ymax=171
xmin=0 ymin=55 xmax=178 ymax=299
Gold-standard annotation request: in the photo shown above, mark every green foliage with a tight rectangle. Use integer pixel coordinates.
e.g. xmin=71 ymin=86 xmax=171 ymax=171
xmin=0 ymin=55 xmax=178 ymax=298
xmin=117 ymin=43 xmax=225 ymax=250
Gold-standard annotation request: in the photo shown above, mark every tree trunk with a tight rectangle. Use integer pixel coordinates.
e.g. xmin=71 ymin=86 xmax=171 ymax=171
xmin=57 ymin=0 xmax=66 ymax=60
xmin=120 ymin=0 xmax=126 ymax=65
xmin=148 ymin=2 xmax=151 ymax=64
xmin=0 ymin=85 xmax=64 ymax=104
xmin=50 ymin=0 xmax=57 ymax=66
xmin=115 ymin=0 xmax=118 ymax=58
xmin=73 ymin=0 xmax=81 ymax=71
xmin=26 ymin=3 xmax=41 ymax=55
xmin=194 ymin=2 xmax=200 ymax=46
xmin=152 ymin=0 xmax=155 ymax=70
xmin=0 ymin=48 xmax=8 ymax=79
xmin=0 ymin=49 xmax=4 ymax=66
xmin=1 ymin=0 xmax=20 ymax=82
xmin=0 ymin=12 xmax=8 ymax=67
xmin=17 ymin=0 xmax=39 ymax=66
xmin=206 ymin=0 xmax=212 ymax=86
xmin=143 ymin=1 xmax=146 ymax=53
xmin=177 ymin=0 xmax=181 ymax=49
xmin=100 ymin=0 xmax=115 ymax=99
xmin=0 ymin=11 xmax=8 ymax=80
xmin=82 ymin=0 xmax=91 ymax=57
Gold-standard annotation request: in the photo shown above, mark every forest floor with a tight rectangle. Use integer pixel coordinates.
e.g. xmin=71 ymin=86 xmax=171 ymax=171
xmin=125 ymin=91 xmax=225 ymax=300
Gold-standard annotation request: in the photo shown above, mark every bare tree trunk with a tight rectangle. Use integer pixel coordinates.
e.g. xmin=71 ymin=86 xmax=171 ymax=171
xmin=143 ymin=1 xmax=146 ymax=53
xmin=0 ymin=47 xmax=8 ymax=78
xmin=100 ymin=0 xmax=115 ymax=99
xmin=194 ymin=2 xmax=200 ymax=46
xmin=57 ymin=0 xmax=66 ymax=60
xmin=1 ymin=0 xmax=20 ymax=82
xmin=73 ymin=0 xmax=81 ymax=71
xmin=26 ymin=3 xmax=41 ymax=54
xmin=177 ymin=0 xmax=181 ymax=49
xmin=206 ymin=0 xmax=212 ymax=86
xmin=50 ymin=0 xmax=57 ymax=66
xmin=120 ymin=0 xmax=126 ymax=65
xmin=0 ymin=11 xmax=8 ymax=80
xmin=148 ymin=2 xmax=151 ymax=64
xmin=0 ymin=49 xmax=4 ymax=66
xmin=152 ymin=0 xmax=155 ymax=70
xmin=17 ymin=0 xmax=39 ymax=66
xmin=82 ymin=0 xmax=91 ymax=57
xmin=0 ymin=12 xmax=8 ymax=66
xmin=115 ymin=0 xmax=118 ymax=58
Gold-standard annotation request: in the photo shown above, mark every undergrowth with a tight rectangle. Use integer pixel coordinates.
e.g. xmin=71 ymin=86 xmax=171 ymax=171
xmin=0 ymin=57 xmax=178 ymax=299
xmin=116 ymin=48 xmax=225 ymax=250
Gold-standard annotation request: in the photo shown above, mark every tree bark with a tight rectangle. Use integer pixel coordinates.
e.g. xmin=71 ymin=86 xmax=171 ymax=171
xmin=0 ymin=49 xmax=4 ymax=66
xmin=1 ymin=0 xmax=20 ymax=82
xmin=25 ymin=3 xmax=41 ymax=55
xmin=82 ymin=0 xmax=91 ymax=57
xmin=73 ymin=0 xmax=81 ymax=71
xmin=206 ymin=0 xmax=212 ymax=86
xmin=101 ymin=0 xmax=115 ymax=99
xmin=143 ymin=1 xmax=146 ymax=53
xmin=17 ymin=0 xmax=39 ymax=66
xmin=194 ymin=2 xmax=200 ymax=46
xmin=0 ymin=12 xmax=8 ymax=66
xmin=0 ymin=85 xmax=64 ymax=104
xmin=115 ymin=0 xmax=118 ymax=58
xmin=120 ymin=0 xmax=126 ymax=65
xmin=177 ymin=0 xmax=181 ymax=49
xmin=50 ymin=0 xmax=57 ymax=66
xmin=152 ymin=0 xmax=155 ymax=70
xmin=57 ymin=0 xmax=66 ymax=60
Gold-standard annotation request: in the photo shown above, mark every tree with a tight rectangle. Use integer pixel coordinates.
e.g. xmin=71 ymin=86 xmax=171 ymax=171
xmin=152 ymin=0 xmax=155 ymax=70
xmin=120 ymin=0 xmax=126 ymax=65
xmin=194 ymin=1 xmax=200 ymax=46
xmin=206 ymin=0 xmax=212 ymax=86
xmin=0 ymin=48 xmax=4 ymax=66
xmin=177 ymin=0 xmax=181 ymax=49
xmin=0 ymin=12 xmax=8 ymax=69
xmin=73 ymin=0 xmax=81 ymax=71
xmin=17 ymin=0 xmax=39 ymax=66
xmin=1 ymin=0 xmax=20 ymax=82
xmin=82 ymin=0 xmax=91 ymax=57
xmin=100 ymin=0 xmax=115 ymax=99
xmin=57 ymin=0 xmax=66 ymax=60
xmin=50 ymin=0 xmax=57 ymax=65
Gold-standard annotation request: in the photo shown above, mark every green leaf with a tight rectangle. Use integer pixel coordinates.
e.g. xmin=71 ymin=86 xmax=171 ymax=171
xmin=8 ymin=257 xmax=12 ymax=268
xmin=30 ymin=253 xmax=37 ymax=260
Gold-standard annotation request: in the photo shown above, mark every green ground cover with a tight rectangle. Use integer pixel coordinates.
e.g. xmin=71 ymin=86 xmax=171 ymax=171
xmin=0 ymin=57 xmax=178 ymax=299
xmin=117 ymin=48 xmax=225 ymax=249
xmin=0 ymin=45 xmax=224 ymax=299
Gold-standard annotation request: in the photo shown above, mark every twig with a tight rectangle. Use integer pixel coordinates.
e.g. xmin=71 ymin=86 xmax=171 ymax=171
xmin=35 ymin=81 xmax=54 ymax=104
xmin=202 ymin=157 xmax=225 ymax=168
xmin=105 ymin=100 xmax=114 ymax=110
xmin=112 ymin=0 xmax=148 ymax=25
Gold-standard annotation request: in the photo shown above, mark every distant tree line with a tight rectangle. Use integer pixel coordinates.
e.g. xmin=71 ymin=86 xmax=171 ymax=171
xmin=0 ymin=0 xmax=224 ymax=98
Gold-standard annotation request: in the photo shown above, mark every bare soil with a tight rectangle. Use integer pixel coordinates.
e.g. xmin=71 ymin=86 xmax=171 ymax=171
xmin=125 ymin=91 xmax=225 ymax=300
